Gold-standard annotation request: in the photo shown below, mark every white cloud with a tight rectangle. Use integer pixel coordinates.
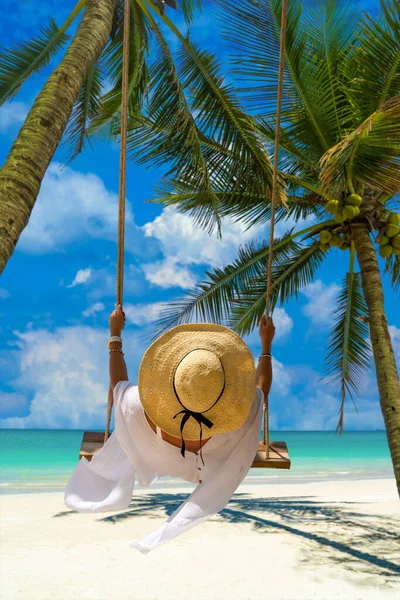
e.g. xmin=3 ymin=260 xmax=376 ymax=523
xmin=124 ymin=302 xmax=168 ymax=326
xmin=0 ymin=322 xmax=386 ymax=431
xmin=17 ymin=163 xmax=135 ymax=254
xmin=140 ymin=206 xmax=310 ymax=291
xmin=301 ymin=280 xmax=340 ymax=326
xmin=82 ymin=302 xmax=105 ymax=318
xmin=82 ymin=265 xmax=147 ymax=302
xmin=14 ymin=165 xmax=308 ymax=298
xmin=0 ymin=101 xmax=29 ymax=132
xmin=281 ymin=388 xmax=341 ymax=430
xmin=0 ymin=326 xmax=146 ymax=429
xmin=342 ymin=397 xmax=386 ymax=430
xmin=270 ymin=356 xmax=293 ymax=398
xmin=244 ymin=307 xmax=293 ymax=347
xmin=252 ymin=353 xmax=387 ymax=431
xmin=0 ymin=392 xmax=29 ymax=417
xmin=142 ymin=206 xmax=264 ymax=270
xmin=275 ymin=308 xmax=294 ymax=338
xmin=389 ymin=325 xmax=400 ymax=361
xmin=0 ymin=288 xmax=10 ymax=299
xmin=272 ymin=371 xmax=386 ymax=431
xmin=68 ymin=268 xmax=92 ymax=288
xmin=143 ymin=256 xmax=197 ymax=289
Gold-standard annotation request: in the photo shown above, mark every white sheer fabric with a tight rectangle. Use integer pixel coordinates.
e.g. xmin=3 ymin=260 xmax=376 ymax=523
xmin=64 ymin=381 xmax=264 ymax=554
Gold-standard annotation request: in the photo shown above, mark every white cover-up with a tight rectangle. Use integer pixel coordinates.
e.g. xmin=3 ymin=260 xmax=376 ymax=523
xmin=64 ymin=381 xmax=264 ymax=554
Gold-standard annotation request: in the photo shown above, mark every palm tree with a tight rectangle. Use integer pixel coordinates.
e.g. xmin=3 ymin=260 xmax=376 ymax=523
xmin=1 ymin=0 xmax=274 ymax=274
xmin=126 ymin=0 xmax=400 ymax=494
xmin=0 ymin=0 xmax=115 ymax=273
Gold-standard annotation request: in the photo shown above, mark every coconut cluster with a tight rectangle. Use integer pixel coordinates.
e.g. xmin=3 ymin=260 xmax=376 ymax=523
xmin=319 ymin=230 xmax=350 ymax=252
xmin=378 ymin=213 xmax=400 ymax=258
xmin=326 ymin=194 xmax=362 ymax=222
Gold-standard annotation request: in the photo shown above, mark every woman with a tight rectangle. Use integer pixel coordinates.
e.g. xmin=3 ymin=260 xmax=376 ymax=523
xmin=64 ymin=305 xmax=275 ymax=554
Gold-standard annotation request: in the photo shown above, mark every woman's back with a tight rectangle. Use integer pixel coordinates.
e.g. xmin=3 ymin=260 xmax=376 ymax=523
xmin=144 ymin=410 xmax=212 ymax=453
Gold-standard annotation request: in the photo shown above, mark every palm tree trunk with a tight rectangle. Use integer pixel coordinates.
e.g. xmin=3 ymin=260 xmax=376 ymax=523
xmin=0 ymin=0 xmax=116 ymax=275
xmin=352 ymin=223 xmax=400 ymax=498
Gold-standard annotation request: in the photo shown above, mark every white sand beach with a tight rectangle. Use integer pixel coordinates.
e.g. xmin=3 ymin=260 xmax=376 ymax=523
xmin=1 ymin=477 xmax=399 ymax=600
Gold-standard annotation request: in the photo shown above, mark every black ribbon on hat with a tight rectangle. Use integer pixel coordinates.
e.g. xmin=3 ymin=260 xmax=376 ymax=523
xmin=172 ymin=349 xmax=226 ymax=469
xmin=173 ymin=409 xmax=214 ymax=467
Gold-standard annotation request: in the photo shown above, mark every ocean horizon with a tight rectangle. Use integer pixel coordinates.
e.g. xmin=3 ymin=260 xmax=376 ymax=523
xmin=0 ymin=429 xmax=394 ymax=495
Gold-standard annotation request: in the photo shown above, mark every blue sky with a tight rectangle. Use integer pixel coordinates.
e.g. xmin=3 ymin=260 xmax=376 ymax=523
xmin=0 ymin=0 xmax=398 ymax=432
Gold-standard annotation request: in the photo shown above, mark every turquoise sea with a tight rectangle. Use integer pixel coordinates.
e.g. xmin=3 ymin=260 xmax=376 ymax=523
xmin=0 ymin=429 xmax=394 ymax=495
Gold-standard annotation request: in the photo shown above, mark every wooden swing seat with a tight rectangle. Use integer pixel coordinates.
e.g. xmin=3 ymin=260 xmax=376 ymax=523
xmin=79 ymin=431 xmax=291 ymax=469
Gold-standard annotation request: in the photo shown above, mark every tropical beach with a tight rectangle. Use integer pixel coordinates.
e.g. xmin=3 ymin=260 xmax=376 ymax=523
xmin=1 ymin=0 xmax=400 ymax=597
xmin=1 ymin=478 xmax=399 ymax=600
xmin=1 ymin=430 xmax=399 ymax=599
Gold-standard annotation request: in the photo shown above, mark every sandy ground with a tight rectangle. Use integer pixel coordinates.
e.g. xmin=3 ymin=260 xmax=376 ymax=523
xmin=1 ymin=477 xmax=399 ymax=600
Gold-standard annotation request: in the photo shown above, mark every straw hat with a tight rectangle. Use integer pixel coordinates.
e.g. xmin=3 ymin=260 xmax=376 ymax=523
xmin=138 ymin=323 xmax=256 ymax=444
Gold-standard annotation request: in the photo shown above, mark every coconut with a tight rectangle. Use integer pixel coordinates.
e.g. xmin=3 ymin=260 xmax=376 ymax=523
xmin=379 ymin=245 xmax=393 ymax=258
xmin=385 ymin=224 xmax=400 ymax=238
xmin=330 ymin=235 xmax=342 ymax=247
xmin=379 ymin=235 xmax=389 ymax=245
xmin=334 ymin=211 xmax=343 ymax=223
xmin=353 ymin=206 xmax=360 ymax=217
xmin=326 ymin=200 xmax=340 ymax=214
xmin=319 ymin=242 xmax=330 ymax=252
xmin=387 ymin=212 xmax=400 ymax=226
xmin=347 ymin=194 xmax=362 ymax=207
xmin=393 ymin=247 xmax=400 ymax=257
xmin=343 ymin=205 xmax=356 ymax=220
xmin=319 ymin=230 xmax=332 ymax=244
xmin=391 ymin=234 xmax=400 ymax=249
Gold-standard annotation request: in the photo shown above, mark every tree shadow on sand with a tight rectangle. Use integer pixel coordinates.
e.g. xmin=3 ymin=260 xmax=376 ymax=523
xmin=54 ymin=491 xmax=400 ymax=579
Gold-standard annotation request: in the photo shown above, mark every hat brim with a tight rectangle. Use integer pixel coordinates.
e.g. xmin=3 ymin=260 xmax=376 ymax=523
xmin=138 ymin=323 xmax=256 ymax=440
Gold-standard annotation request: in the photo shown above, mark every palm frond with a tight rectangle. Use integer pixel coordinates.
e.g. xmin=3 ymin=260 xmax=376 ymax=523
xmin=152 ymin=176 xmax=323 ymax=230
xmin=110 ymin=0 xmax=125 ymax=41
xmin=228 ymin=241 xmax=325 ymax=335
xmin=151 ymin=219 xmax=329 ymax=338
xmin=62 ymin=61 xmax=105 ymax=162
xmin=141 ymin=0 xmax=284 ymax=207
xmin=123 ymin=3 xmax=287 ymax=232
xmin=303 ymin=0 xmax=358 ymax=143
xmin=344 ymin=0 xmax=400 ymax=121
xmin=253 ymin=116 xmax=318 ymax=172
xmin=148 ymin=0 xmax=201 ymax=24
xmin=88 ymin=0 xmax=151 ymax=140
xmin=217 ymin=0 xmax=349 ymax=156
xmin=0 ymin=17 xmax=70 ymax=105
xmin=319 ymin=94 xmax=400 ymax=196
xmin=284 ymin=173 xmax=331 ymax=200
xmin=275 ymin=193 xmax=324 ymax=224
xmin=151 ymin=179 xmax=270 ymax=227
xmin=324 ymin=249 xmax=372 ymax=433
xmin=306 ymin=0 xmax=358 ymax=57
xmin=128 ymin=113 xmax=269 ymax=229
xmin=384 ymin=254 xmax=400 ymax=295
xmin=151 ymin=232 xmax=298 ymax=339
xmin=125 ymin=4 xmax=221 ymax=233
xmin=175 ymin=40 xmax=279 ymax=206
xmin=216 ymin=0 xmax=305 ymax=115
xmin=176 ymin=0 xmax=203 ymax=25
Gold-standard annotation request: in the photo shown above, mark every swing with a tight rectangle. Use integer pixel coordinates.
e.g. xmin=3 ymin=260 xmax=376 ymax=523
xmin=79 ymin=0 xmax=291 ymax=470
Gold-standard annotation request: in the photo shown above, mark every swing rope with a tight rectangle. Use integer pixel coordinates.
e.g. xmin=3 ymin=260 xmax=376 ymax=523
xmin=104 ymin=0 xmax=289 ymax=455
xmin=263 ymin=0 xmax=288 ymax=458
xmin=104 ymin=0 xmax=130 ymax=443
